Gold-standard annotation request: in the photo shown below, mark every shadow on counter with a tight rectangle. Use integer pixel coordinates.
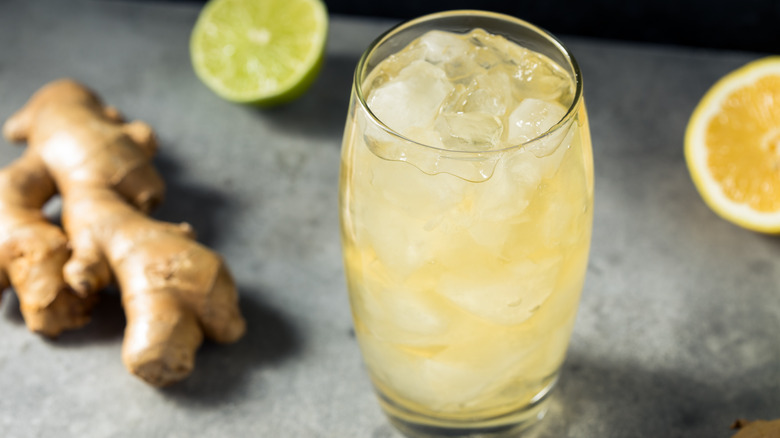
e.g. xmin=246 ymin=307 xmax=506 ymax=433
xmin=152 ymin=148 xmax=237 ymax=248
xmin=38 ymin=283 xmax=302 ymax=402
xmin=258 ymin=53 xmax=360 ymax=142
xmin=161 ymin=286 xmax=302 ymax=404
xmin=533 ymin=352 xmax=778 ymax=437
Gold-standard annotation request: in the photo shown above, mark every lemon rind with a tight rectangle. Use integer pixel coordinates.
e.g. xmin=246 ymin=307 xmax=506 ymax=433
xmin=685 ymin=56 xmax=780 ymax=233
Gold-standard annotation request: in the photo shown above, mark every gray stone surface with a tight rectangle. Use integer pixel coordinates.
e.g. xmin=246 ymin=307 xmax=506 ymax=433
xmin=0 ymin=1 xmax=778 ymax=437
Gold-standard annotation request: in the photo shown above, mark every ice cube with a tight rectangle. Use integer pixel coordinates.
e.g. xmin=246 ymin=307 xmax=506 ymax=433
xmin=474 ymin=147 xmax=543 ymax=215
xmin=370 ymin=45 xmax=427 ymax=80
xmin=433 ymin=29 xmax=505 ymax=84
xmin=438 ymin=83 xmax=467 ymax=113
xmin=462 ymin=88 xmax=505 ymax=116
xmin=471 ymin=45 xmax=503 ymax=70
xmin=442 ymin=54 xmax=485 ymax=84
xmin=357 ymin=336 xmax=434 ymax=405
xmin=352 ymin=277 xmax=452 ymax=346
xmin=507 ymin=51 xmax=574 ymax=103
xmin=468 ymin=28 xmax=504 ymax=48
xmin=440 ymin=32 xmax=503 ymax=84
xmin=402 ymin=126 xmax=444 ymax=148
xmin=434 ymin=111 xmax=503 ymax=151
xmin=355 ymin=196 xmax=429 ymax=278
xmin=366 ymin=149 xmax=464 ymax=214
xmin=351 ymin=148 xmax=468 ymax=276
xmin=539 ymin=197 xmax=577 ymax=247
xmin=415 ymin=30 xmax=472 ymax=65
xmin=465 ymin=158 xmax=541 ymax=249
xmin=419 ymin=329 xmax=548 ymax=409
xmin=471 ymin=29 xmax=530 ymax=63
xmin=367 ymin=60 xmax=453 ymax=135
xmin=466 ymin=72 xmax=511 ymax=115
xmin=440 ymin=73 xmax=511 ymax=116
xmin=467 ymin=219 xmax=519 ymax=256
xmin=536 ymin=147 xmax=589 ymax=246
xmin=433 ymin=74 xmax=509 ymax=151
xmin=466 ymin=28 xmax=504 ymax=69
xmin=436 ymin=257 xmax=561 ymax=326
xmin=358 ymin=325 xmax=544 ymax=411
xmin=533 ymin=122 xmax=575 ymax=178
xmin=350 ymin=257 xmax=483 ymax=348
xmin=506 ymin=98 xmax=567 ymax=145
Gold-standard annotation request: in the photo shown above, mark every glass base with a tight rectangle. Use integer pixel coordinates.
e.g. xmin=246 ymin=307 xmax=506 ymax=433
xmin=378 ymin=380 xmax=555 ymax=438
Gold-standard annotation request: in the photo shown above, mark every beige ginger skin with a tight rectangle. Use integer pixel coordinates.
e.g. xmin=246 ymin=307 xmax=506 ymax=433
xmin=2 ymin=79 xmax=246 ymax=386
xmin=0 ymin=150 xmax=94 ymax=336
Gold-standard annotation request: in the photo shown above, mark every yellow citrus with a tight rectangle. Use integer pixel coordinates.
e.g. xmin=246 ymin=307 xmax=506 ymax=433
xmin=685 ymin=56 xmax=780 ymax=233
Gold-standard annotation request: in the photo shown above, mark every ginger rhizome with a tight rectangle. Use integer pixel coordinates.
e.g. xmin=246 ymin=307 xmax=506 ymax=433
xmin=2 ymin=79 xmax=246 ymax=386
xmin=731 ymin=419 xmax=780 ymax=438
xmin=0 ymin=150 xmax=94 ymax=336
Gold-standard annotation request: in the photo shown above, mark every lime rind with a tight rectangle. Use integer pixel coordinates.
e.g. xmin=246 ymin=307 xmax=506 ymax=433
xmin=685 ymin=56 xmax=780 ymax=233
xmin=190 ymin=0 xmax=328 ymax=105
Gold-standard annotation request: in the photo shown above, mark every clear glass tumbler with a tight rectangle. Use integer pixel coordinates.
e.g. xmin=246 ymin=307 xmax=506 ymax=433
xmin=339 ymin=10 xmax=593 ymax=437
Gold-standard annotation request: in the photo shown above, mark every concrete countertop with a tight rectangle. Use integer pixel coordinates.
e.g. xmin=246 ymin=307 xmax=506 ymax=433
xmin=0 ymin=1 xmax=778 ymax=437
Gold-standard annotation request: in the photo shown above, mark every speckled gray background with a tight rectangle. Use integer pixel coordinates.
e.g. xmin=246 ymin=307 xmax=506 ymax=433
xmin=0 ymin=1 xmax=778 ymax=437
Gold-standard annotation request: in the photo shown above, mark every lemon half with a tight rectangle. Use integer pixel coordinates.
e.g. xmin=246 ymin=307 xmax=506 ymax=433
xmin=685 ymin=57 xmax=780 ymax=233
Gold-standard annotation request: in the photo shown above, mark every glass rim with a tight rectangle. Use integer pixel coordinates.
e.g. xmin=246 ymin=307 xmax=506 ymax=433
xmin=353 ymin=9 xmax=584 ymax=156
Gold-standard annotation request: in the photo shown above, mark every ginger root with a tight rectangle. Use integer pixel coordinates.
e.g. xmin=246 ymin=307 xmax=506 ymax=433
xmin=0 ymin=150 xmax=94 ymax=336
xmin=731 ymin=419 xmax=780 ymax=438
xmin=2 ymin=79 xmax=246 ymax=386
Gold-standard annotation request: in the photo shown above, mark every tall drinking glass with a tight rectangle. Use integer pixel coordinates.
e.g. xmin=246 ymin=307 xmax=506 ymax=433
xmin=339 ymin=10 xmax=593 ymax=437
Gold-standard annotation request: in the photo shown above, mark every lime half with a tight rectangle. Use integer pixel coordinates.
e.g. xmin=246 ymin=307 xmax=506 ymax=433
xmin=190 ymin=0 xmax=328 ymax=105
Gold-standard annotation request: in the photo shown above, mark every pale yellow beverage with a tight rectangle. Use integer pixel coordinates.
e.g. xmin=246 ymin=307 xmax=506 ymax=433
xmin=339 ymin=11 xmax=593 ymax=437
